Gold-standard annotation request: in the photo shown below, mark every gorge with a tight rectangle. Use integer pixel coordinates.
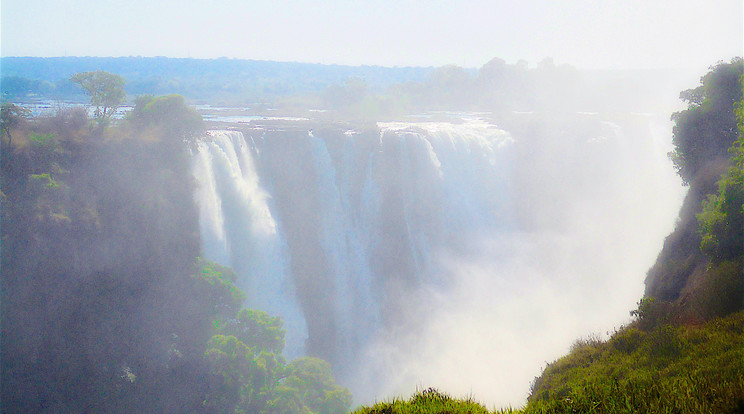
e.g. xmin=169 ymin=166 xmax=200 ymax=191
xmin=190 ymin=113 xmax=684 ymax=405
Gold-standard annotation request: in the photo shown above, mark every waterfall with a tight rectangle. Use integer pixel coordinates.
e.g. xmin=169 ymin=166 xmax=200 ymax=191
xmin=190 ymin=119 xmax=514 ymax=362
xmin=190 ymin=114 xmax=683 ymax=406
xmin=191 ymin=130 xmax=308 ymax=357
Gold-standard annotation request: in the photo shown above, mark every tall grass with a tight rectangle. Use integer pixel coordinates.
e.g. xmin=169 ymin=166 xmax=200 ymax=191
xmin=353 ymin=387 xmax=495 ymax=414
xmin=527 ymin=311 xmax=744 ymax=413
xmin=352 ymin=311 xmax=744 ymax=414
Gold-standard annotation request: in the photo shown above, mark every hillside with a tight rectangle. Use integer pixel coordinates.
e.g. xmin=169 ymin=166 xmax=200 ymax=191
xmin=645 ymin=59 xmax=744 ymax=316
xmin=353 ymin=311 xmax=744 ymax=413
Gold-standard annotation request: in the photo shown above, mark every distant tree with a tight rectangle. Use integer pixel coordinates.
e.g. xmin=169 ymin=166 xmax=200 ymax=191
xmin=1 ymin=76 xmax=55 ymax=99
xmin=323 ymin=77 xmax=368 ymax=109
xmin=1 ymin=102 xmax=30 ymax=148
xmin=204 ymin=328 xmax=286 ymax=412
xmin=193 ymin=258 xmax=246 ymax=330
xmin=70 ymin=70 xmax=126 ymax=121
xmin=127 ymin=94 xmax=203 ymax=142
xmin=423 ymin=65 xmax=474 ymax=109
xmin=204 ymin=306 xmax=352 ymax=414
xmin=203 ymin=335 xmax=260 ymax=411
xmin=515 ymin=59 xmax=529 ymax=71
xmin=429 ymin=65 xmax=471 ymax=89
xmin=537 ymin=57 xmax=556 ymax=70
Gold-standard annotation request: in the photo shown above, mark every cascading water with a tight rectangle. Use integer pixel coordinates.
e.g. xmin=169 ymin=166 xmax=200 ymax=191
xmin=191 ymin=130 xmax=308 ymax=357
xmin=191 ymin=119 xmax=514 ymax=361
xmin=191 ymin=114 xmax=684 ymax=406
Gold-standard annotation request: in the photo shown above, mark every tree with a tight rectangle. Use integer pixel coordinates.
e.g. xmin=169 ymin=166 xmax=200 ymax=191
xmin=204 ymin=307 xmax=352 ymax=413
xmin=70 ymin=70 xmax=126 ymax=121
xmin=268 ymin=357 xmax=353 ymax=414
xmin=698 ymin=100 xmax=744 ymax=261
xmin=426 ymin=65 xmax=473 ymax=108
xmin=127 ymin=94 xmax=203 ymax=142
xmin=669 ymin=58 xmax=743 ymax=184
xmin=1 ymin=102 xmax=30 ymax=148
xmin=323 ymin=77 xmax=368 ymax=109
xmin=222 ymin=309 xmax=286 ymax=354
xmin=193 ymin=258 xmax=246 ymax=329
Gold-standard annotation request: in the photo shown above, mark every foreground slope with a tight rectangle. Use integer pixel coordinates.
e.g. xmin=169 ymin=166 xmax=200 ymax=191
xmin=351 ymin=311 xmax=744 ymax=414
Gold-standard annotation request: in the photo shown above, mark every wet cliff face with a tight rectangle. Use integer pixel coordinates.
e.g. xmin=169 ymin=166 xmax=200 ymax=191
xmin=191 ymin=114 xmax=684 ymax=404
xmin=643 ymin=160 xmax=728 ymax=302
xmin=1 ymin=133 xmax=209 ymax=412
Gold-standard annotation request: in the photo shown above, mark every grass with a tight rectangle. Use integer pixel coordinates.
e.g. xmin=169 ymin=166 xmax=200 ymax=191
xmin=352 ymin=387 xmax=512 ymax=414
xmin=527 ymin=311 xmax=744 ymax=413
xmin=352 ymin=311 xmax=744 ymax=414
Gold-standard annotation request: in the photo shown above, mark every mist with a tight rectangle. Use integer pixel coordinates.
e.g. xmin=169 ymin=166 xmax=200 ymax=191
xmin=332 ymin=112 xmax=686 ymax=406
xmin=347 ymin=118 xmax=684 ymax=407
xmin=2 ymin=1 xmax=741 ymax=411
xmin=188 ymin=99 xmax=686 ymax=408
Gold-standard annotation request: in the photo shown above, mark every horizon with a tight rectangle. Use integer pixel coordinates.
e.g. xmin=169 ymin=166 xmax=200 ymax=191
xmin=2 ymin=1 xmax=741 ymax=72
xmin=3 ymin=54 xmax=723 ymax=71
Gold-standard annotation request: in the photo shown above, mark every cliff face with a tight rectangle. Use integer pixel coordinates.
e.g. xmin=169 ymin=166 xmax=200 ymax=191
xmin=644 ymin=160 xmax=726 ymax=301
xmin=0 ymin=109 xmax=212 ymax=412
xmin=644 ymin=58 xmax=743 ymax=317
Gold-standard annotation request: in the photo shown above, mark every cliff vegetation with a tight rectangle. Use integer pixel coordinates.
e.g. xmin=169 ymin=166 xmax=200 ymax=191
xmin=1 ymin=76 xmax=350 ymax=413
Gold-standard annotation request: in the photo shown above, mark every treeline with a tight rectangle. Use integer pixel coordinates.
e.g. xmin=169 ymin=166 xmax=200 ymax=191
xmin=0 ymin=56 xmax=433 ymax=104
xmin=1 ymin=79 xmax=351 ymax=412
xmin=321 ymin=57 xmax=678 ymax=117
xmin=2 ymin=57 xmax=682 ymax=117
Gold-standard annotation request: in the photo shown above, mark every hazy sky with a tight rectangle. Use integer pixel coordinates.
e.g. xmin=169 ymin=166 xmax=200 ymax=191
xmin=1 ymin=0 xmax=742 ymax=70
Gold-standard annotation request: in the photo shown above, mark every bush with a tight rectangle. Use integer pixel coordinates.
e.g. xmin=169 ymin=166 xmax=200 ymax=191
xmin=631 ymin=297 xmax=673 ymax=331
xmin=611 ymin=327 xmax=643 ymax=354
xmin=569 ymin=332 xmax=604 ymax=353
xmin=127 ymin=94 xmax=204 ymax=143
xmin=353 ymin=388 xmax=493 ymax=414
xmin=691 ymin=260 xmax=744 ymax=319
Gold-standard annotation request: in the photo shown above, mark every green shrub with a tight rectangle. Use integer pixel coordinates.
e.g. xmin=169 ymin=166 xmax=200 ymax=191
xmin=192 ymin=258 xmax=246 ymax=328
xmin=630 ymin=297 xmax=672 ymax=331
xmin=29 ymin=132 xmax=58 ymax=151
xmin=611 ymin=327 xmax=643 ymax=354
xmin=698 ymin=136 xmax=744 ymax=262
xmin=691 ymin=260 xmax=744 ymax=319
xmin=353 ymin=388 xmax=494 ymax=414
xmin=29 ymin=172 xmax=59 ymax=190
xmin=646 ymin=325 xmax=681 ymax=361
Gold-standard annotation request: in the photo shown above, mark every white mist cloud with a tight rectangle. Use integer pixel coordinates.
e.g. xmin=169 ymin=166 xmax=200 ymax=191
xmin=348 ymin=114 xmax=685 ymax=408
